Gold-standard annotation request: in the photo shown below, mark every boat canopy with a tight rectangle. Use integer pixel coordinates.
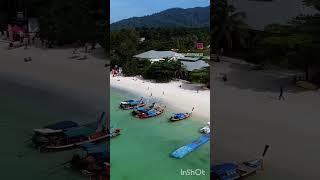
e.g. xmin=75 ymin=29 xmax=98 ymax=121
xmin=174 ymin=113 xmax=185 ymax=119
xmin=135 ymin=107 xmax=145 ymax=111
xmin=64 ymin=126 xmax=97 ymax=137
xmin=211 ymin=163 xmax=238 ymax=177
xmin=147 ymin=109 xmax=157 ymax=116
xmin=81 ymin=143 xmax=108 ymax=160
xmin=45 ymin=121 xmax=79 ymax=130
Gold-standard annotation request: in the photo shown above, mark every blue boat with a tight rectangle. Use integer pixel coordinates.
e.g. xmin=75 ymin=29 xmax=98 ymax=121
xmin=171 ymin=134 xmax=210 ymax=159
xmin=33 ymin=112 xmax=105 ymax=135
xmin=132 ymin=103 xmax=156 ymax=115
xmin=136 ymin=105 xmax=165 ymax=119
xmin=71 ymin=143 xmax=109 ymax=176
xmin=120 ymin=98 xmax=145 ymax=110
xmin=211 ymin=145 xmax=269 ymax=179
xmin=170 ymin=112 xmax=192 ymax=121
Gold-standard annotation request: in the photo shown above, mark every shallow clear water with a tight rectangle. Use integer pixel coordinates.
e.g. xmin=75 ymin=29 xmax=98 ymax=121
xmin=110 ymin=88 xmax=210 ymax=180
xmin=0 ymin=80 xmax=99 ymax=179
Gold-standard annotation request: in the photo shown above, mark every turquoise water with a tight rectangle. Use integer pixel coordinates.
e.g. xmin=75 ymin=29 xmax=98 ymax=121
xmin=110 ymin=88 xmax=210 ymax=180
xmin=0 ymin=80 xmax=100 ymax=179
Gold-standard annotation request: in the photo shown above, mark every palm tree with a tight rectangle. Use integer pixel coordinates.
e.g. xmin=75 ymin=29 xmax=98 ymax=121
xmin=212 ymin=0 xmax=248 ymax=62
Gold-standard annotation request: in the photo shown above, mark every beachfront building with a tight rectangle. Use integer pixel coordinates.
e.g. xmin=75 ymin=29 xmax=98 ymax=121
xmin=178 ymin=57 xmax=209 ymax=72
xmin=134 ymin=50 xmax=209 ymax=71
xmin=133 ymin=50 xmax=184 ymax=63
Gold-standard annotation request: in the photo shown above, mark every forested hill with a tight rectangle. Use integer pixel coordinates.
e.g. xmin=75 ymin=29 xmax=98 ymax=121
xmin=111 ymin=6 xmax=209 ymax=30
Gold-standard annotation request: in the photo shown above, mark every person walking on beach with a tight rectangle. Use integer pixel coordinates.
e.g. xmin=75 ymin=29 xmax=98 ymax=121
xmin=279 ymin=86 xmax=285 ymax=100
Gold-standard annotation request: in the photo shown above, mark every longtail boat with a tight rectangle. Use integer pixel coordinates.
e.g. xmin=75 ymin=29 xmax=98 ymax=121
xmin=119 ymin=98 xmax=145 ymax=110
xmin=34 ymin=127 xmax=119 ymax=152
xmin=135 ymin=105 xmax=166 ymax=119
xmin=132 ymin=102 xmax=156 ymax=115
xmin=33 ymin=113 xmax=120 ymax=152
xmin=170 ymin=107 xmax=194 ymax=122
xmin=33 ymin=112 xmax=105 ymax=136
xmin=200 ymin=122 xmax=210 ymax=134
xmin=211 ymin=145 xmax=270 ymax=179
xmin=70 ymin=143 xmax=109 ymax=177
xmin=171 ymin=134 xmax=209 ymax=159
xmin=170 ymin=112 xmax=192 ymax=121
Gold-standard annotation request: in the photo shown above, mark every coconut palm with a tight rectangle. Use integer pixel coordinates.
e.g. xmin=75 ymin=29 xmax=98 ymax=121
xmin=212 ymin=0 xmax=248 ymax=62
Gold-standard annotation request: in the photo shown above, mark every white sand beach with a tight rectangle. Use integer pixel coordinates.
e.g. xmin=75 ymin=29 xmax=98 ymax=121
xmin=213 ymin=56 xmax=320 ymax=179
xmin=0 ymin=41 xmax=108 ymax=112
xmin=110 ymin=75 xmax=210 ymax=121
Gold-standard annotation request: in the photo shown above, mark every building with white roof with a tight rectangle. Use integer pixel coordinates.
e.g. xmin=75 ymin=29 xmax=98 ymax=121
xmin=133 ymin=50 xmax=184 ymax=62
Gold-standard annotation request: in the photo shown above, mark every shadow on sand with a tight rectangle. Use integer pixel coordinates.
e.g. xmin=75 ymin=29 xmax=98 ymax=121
xmin=214 ymin=60 xmax=306 ymax=93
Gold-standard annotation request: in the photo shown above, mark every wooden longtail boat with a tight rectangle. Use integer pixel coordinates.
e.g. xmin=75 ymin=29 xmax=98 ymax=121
xmin=170 ymin=107 xmax=194 ymax=122
xmin=70 ymin=143 xmax=109 ymax=177
xmin=135 ymin=105 xmax=166 ymax=119
xmin=33 ymin=112 xmax=105 ymax=136
xmin=211 ymin=145 xmax=270 ymax=179
xmin=170 ymin=112 xmax=192 ymax=121
xmin=119 ymin=98 xmax=145 ymax=110
xmin=132 ymin=103 xmax=156 ymax=115
xmin=36 ymin=128 xmax=120 ymax=152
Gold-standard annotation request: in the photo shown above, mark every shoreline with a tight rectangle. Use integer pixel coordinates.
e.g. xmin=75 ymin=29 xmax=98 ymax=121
xmin=110 ymin=74 xmax=210 ymax=121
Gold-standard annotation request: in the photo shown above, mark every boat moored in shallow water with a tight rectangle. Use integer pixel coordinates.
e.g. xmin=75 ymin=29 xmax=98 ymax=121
xmin=33 ymin=112 xmax=105 ymax=136
xmin=120 ymin=98 xmax=145 ymax=110
xmin=170 ymin=112 xmax=192 ymax=121
xmin=71 ymin=143 xmax=109 ymax=177
xmin=132 ymin=102 xmax=156 ymax=115
xmin=135 ymin=104 xmax=166 ymax=119
xmin=170 ymin=107 xmax=194 ymax=122
xmin=171 ymin=134 xmax=210 ymax=159
xmin=211 ymin=145 xmax=270 ymax=179
xmin=200 ymin=122 xmax=210 ymax=134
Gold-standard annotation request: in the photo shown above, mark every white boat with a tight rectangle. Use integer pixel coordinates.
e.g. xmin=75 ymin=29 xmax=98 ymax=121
xmin=200 ymin=122 xmax=210 ymax=134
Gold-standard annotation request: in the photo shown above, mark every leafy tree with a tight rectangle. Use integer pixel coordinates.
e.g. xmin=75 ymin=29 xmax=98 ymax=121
xmin=212 ymin=0 xmax=248 ymax=61
xmin=143 ymin=59 xmax=186 ymax=82
xmin=122 ymin=59 xmax=151 ymax=76
xmin=110 ymin=28 xmax=139 ymax=66
xmin=36 ymin=0 xmax=104 ymax=45
xmin=251 ymin=0 xmax=320 ymax=82
xmin=189 ymin=67 xmax=210 ymax=87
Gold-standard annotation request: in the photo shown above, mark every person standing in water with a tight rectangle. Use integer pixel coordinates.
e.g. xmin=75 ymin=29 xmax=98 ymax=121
xmin=279 ymin=86 xmax=285 ymax=100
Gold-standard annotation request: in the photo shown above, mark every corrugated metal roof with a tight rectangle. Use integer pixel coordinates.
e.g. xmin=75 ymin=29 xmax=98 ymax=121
xmin=178 ymin=57 xmax=201 ymax=62
xmin=134 ymin=50 xmax=184 ymax=59
xmin=181 ymin=60 xmax=209 ymax=71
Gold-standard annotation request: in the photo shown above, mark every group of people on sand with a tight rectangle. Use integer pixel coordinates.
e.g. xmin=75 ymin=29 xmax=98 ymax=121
xmin=111 ymin=65 xmax=122 ymax=77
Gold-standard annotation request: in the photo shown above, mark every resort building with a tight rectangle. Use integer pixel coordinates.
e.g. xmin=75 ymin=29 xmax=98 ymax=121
xmin=178 ymin=57 xmax=209 ymax=72
xmin=133 ymin=50 xmax=184 ymax=62
xmin=134 ymin=50 xmax=209 ymax=71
